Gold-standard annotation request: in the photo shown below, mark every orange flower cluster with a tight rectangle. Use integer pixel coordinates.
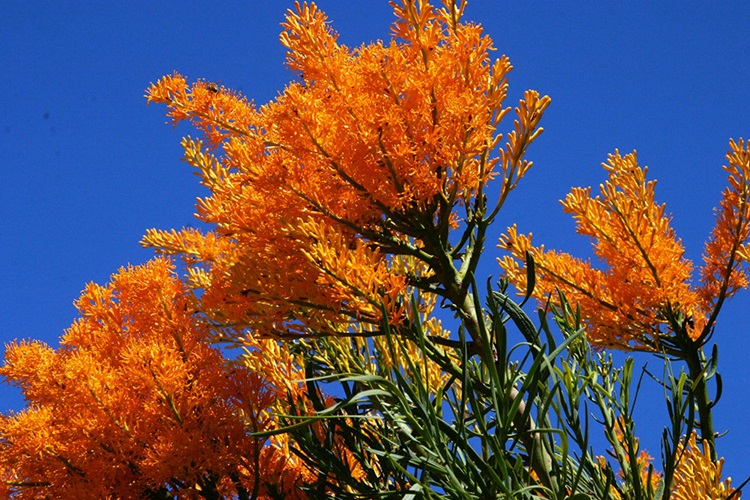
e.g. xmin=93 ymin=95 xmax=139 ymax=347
xmin=499 ymin=140 xmax=750 ymax=351
xmin=596 ymin=426 xmax=738 ymax=499
xmin=671 ymin=431 xmax=738 ymax=499
xmin=3 ymin=2 xmax=553 ymax=496
xmin=0 ymin=259 xmax=311 ymax=499
xmin=143 ymin=0 xmax=549 ymax=340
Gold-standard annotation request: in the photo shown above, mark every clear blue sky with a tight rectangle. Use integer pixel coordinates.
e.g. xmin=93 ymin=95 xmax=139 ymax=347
xmin=2 ymin=0 xmax=749 ymax=483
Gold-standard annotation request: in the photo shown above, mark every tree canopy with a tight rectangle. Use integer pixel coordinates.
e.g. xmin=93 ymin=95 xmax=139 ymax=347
xmin=2 ymin=1 xmax=747 ymax=498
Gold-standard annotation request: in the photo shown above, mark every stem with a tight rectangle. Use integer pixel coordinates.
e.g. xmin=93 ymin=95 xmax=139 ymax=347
xmin=509 ymin=386 xmax=558 ymax=493
xmin=684 ymin=345 xmax=716 ymax=461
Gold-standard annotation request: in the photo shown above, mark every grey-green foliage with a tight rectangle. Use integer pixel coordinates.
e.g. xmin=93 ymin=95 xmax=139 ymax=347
xmin=268 ymin=279 xmax=701 ymax=499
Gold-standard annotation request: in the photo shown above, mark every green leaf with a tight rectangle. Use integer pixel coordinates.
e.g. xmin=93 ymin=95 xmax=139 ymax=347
xmin=520 ymin=249 xmax=536 ymax=307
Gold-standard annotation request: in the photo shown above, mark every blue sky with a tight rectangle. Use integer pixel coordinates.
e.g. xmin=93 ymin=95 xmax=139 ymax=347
xmin=2 ymin=0 xmax=749 ymax=484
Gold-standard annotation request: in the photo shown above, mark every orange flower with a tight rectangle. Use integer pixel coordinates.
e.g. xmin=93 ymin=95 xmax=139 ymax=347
xmin=699 ymin=139 xmax=750 ymax=306
xmin=500 ymin=140 xmax=750 ymax=351
xmin=671 ymin=431 xmax=738 ymax=499
xmin=0 ymin=259 xmax=309 ymax=498
xmin=144 ymin=1 xmax=549 ymax=342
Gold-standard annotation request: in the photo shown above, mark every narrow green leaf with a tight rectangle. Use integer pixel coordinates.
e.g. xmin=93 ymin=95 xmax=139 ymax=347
xmin=520 ymin=249 xmax=536 ymax=307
